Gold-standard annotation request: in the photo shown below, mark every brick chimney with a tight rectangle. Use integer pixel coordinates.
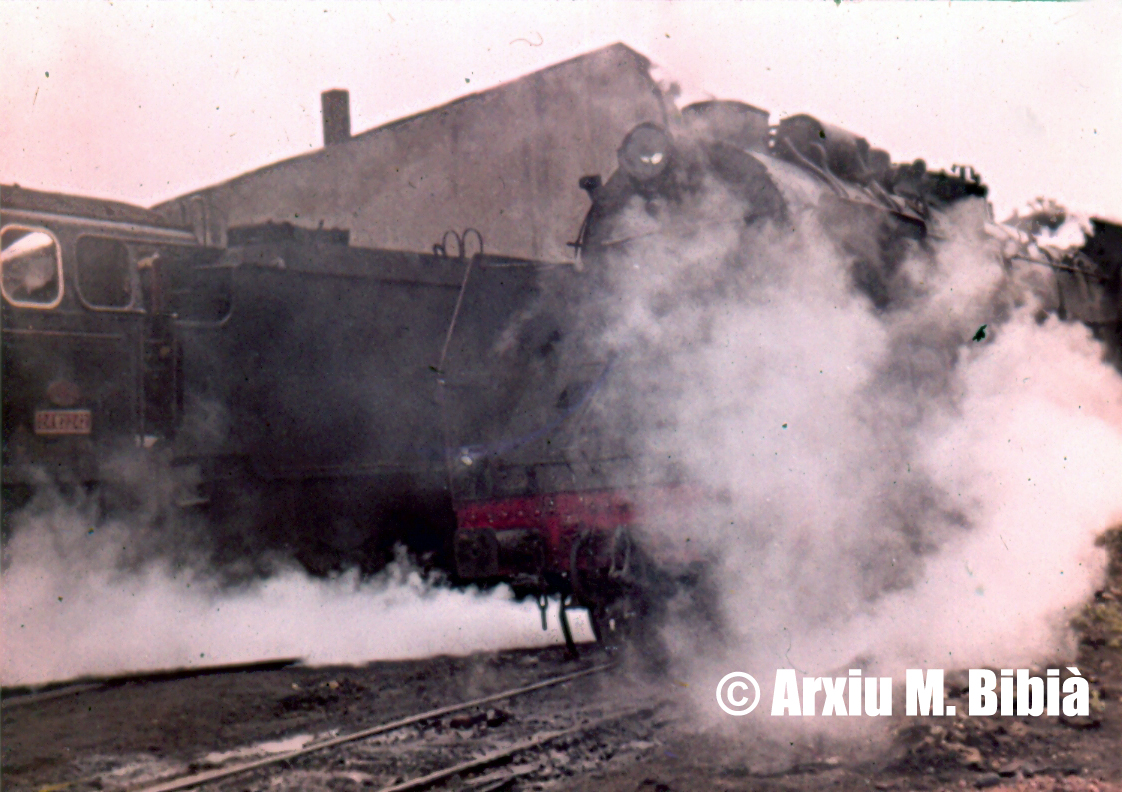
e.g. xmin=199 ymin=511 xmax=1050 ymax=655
xmin=321 ymin=89 xmax=351 ymax=146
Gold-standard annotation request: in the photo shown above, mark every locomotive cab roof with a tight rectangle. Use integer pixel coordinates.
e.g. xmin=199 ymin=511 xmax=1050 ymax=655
xmin=1 ymin=184 xmax=191 ymax=230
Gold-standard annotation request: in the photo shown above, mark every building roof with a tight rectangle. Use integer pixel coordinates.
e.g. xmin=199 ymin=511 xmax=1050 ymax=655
xmin=182 ymin=43 xmax=654 ymax=194
xmin=153 ymin=43 xmax=665 ymax=261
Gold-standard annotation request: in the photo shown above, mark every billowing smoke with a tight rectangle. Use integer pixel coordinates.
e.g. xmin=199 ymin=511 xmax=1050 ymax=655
xmin=0 ymin=480 xmax=592 ymax=687
xmin=3 ymin=164 xmax=1117 ymax=699
xmin=585 ymin=181 xmax=1122 ymax=703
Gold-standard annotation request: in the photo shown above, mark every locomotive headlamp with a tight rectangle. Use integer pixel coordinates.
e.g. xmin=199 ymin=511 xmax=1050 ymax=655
xmin=618 ymin=123 xmax=671 ymax=182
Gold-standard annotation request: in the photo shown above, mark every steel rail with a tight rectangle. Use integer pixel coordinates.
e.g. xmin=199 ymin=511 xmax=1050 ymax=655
xmin=125 ymin=662 xmax=614 ymax=792
xmin=372 ymin=705 xmax=649 ymax=792
xmin=2 ymin=659 xmax=302 ymax=709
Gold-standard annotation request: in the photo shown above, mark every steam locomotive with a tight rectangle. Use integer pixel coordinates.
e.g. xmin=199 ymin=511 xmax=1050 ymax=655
xmin=3 ymin=99 xmax=1119 ymax=647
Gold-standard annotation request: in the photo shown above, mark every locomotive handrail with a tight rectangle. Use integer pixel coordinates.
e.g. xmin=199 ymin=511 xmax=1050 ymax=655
xmin=1 ymin=207 xmax=199 ymax=245
xmin=434 ymin=230 xmax=484 ymax=375
xmin=777 ymin=136 xmax=848 ymax=198
xmin=1011 ymin=254 xmax=1113 ymax=283
xmin=432 ymin=228 xmax=483 ymax=260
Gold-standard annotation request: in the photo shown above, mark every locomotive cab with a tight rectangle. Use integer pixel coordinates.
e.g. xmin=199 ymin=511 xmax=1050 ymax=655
xmin=1 ymin=184 xmax=218 ymax=506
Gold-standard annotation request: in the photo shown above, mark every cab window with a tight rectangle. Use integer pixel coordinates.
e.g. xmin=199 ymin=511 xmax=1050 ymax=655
xmin=76 ymin=235 xmax=133 ymax=308
xmin=1 ymin=226 xmax=63 ymax=308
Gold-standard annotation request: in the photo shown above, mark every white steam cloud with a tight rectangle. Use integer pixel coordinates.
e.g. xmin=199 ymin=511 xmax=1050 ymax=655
xmin=1 ymin=505 xmax=592 ymax=687
xmin=591 ymin=190 xmax=1122 ymax=692
xmin=3 ymin=183 xmax=1118 ymax=697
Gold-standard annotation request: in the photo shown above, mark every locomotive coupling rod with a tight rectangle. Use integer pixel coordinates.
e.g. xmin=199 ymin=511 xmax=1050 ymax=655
xmin=125 ymin=663 xmax=614 ymax=792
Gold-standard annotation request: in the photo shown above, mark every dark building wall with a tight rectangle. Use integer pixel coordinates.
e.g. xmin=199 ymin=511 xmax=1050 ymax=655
xmin=154 ymin=44 xmax=665 ymax=262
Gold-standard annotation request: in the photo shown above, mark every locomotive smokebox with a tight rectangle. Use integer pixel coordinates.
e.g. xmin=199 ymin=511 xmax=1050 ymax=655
xmin=321 ymin=89 xmax=351 ymax=146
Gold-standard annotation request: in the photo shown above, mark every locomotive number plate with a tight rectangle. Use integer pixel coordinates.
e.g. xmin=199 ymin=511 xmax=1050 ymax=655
xmin=34 ymin=409 xmax=92 ymax=435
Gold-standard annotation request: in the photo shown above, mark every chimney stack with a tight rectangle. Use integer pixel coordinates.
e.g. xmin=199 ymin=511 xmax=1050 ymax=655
xmin=321 ymin=89 xmax=351 ymax=146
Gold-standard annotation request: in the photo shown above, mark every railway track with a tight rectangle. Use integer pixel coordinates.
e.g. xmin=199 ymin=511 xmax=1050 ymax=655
xmin=1 ymin=659 xmax=303 ymax=708
xmin=79 ymin=662 xmax=671 ymax=792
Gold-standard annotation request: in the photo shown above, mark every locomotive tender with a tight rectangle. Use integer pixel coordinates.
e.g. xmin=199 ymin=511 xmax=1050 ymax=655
xmin=3 ymin=99 xmax=1120 ymax=646
xmin=0 ymin=186 xmax=540 ymax=575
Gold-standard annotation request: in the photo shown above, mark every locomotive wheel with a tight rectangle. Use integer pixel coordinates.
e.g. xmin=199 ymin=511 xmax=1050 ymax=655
xmin=571 ymin=527 xmax=661 ymax=649
xmin=588 ymin=604 xmax=625 ymax=648
xmin=586 ymin=593 xmax=652 ymax=649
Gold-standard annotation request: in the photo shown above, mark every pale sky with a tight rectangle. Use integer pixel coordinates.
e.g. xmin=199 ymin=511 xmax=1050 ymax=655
xmin=2 ymin=1 xmax=1120 ymax=224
